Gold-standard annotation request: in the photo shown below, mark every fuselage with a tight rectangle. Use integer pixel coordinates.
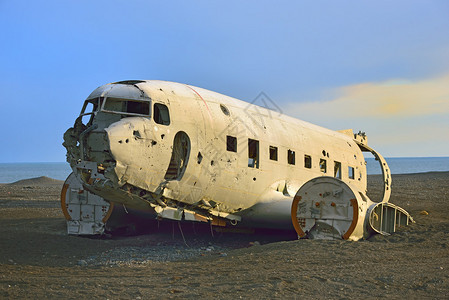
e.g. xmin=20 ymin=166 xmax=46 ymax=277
xmin=63 ymin=80 xmax=369 ymax=229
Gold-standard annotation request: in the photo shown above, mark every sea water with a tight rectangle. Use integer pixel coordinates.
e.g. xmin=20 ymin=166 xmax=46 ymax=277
xmin=0 ymin=157 xmax=448 ymax=183
xmin=365 ymin=157 xmax=449 ymax=175
xmin=0 ymin=162 xmax=72 ymax=183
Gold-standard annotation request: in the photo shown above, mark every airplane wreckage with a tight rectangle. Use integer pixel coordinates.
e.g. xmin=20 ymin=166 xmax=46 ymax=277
xmin=62 ymin=80 xmax=414 ymax=240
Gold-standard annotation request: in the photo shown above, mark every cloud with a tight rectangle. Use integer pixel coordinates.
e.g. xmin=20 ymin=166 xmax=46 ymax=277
xmin=286 ymin=73 xmax=449 ymax=157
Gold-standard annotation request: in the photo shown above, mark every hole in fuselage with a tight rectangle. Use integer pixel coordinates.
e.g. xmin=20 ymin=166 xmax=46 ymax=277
xmin=220 ymin=104 xmax=230 ymax=116
xmin=364 ymin=152 xmax=386 ymax=202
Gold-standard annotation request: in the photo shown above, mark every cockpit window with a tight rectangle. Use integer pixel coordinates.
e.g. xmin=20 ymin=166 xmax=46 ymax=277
xmin=153 ymin=103 xmax=170 ymax=125
xmin=80 ymin=97 xmax=103 ymax=116
xmin=79 ymin=97 xmax=104 ymax=125
xmin=79 ymin=96 xmax=151 ymax=125
xmin=83 ymin=101 xmax=96 ymax=115
xmin=102 ymin=97 xmax=150 ymax=116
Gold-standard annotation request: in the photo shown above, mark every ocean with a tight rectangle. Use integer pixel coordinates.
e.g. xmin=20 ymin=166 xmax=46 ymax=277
xmin=0 ymin=157 xmax=448 ymax=183
xmin=365 ymin=157 xmax=449 ymax=175
xmin=0 ymin=162 xmax=72 ymax=184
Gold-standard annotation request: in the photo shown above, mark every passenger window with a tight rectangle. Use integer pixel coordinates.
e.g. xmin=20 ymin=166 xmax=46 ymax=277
xmin=348 ymin=166 xmax=355 ymax=179
xmin=334 ymin=161 xmax=341 ymax=179
xmin=304 ymin=155 xmax=312 ymax=168
xmin=320 ymin=159 xmax=327 ymax=173
xmin=287 ymin=150 xmax=295 ymax=165
xmin=227 ymin=136 xmax=237 ymax=152
xmin=269 ymin=146 xmax=278 ymax=161
xmin=154 ymin=103 xmax=170 ymax=125
xmin=248 ymin=139 xmax=259 ymax=168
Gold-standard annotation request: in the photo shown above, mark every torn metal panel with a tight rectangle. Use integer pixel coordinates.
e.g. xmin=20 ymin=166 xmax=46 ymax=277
xmin=154 ymin=206 xmax=183 ymax=220
xmin=355 ymin=140 xmax=392 ymax=203
xmin=61 ymin=173 xmax=114 ymax=235
xmin=368 ymin=202 xmax=414 ymax=235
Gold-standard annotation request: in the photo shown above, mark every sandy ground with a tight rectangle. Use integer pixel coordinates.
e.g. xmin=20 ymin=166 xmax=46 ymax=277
xmin=0 ymin=173 xmax=448 ymax=299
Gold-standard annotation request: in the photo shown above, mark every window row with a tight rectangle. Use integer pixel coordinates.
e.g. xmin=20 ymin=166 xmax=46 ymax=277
xmin=226 ymin=135 xmax=355 ymax=180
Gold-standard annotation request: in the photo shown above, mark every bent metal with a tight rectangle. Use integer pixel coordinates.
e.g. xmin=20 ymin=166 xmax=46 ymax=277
xmin=62 ymin=80 xmax=413 ymax=240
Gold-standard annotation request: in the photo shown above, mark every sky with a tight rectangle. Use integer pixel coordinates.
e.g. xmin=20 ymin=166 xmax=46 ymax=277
xmin=0 ymin=0 xmax=448 ymax=162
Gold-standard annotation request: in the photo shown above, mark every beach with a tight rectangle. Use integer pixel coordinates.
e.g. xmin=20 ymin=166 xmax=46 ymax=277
xmin=0 ymin=172 xmax=448 ymax=298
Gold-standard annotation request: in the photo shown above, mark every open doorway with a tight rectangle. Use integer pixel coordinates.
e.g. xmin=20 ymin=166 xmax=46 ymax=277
xmin=164 ymin=131 xmax=191 ymax=180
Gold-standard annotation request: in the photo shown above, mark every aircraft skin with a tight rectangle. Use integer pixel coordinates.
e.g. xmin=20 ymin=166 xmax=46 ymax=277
xmin=62 ymin=80 xmax=411 ymax=239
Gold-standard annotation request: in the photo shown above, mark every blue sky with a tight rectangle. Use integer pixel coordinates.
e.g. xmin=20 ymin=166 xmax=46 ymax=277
xmin=0 ymin=0 xmax=448 ymax=162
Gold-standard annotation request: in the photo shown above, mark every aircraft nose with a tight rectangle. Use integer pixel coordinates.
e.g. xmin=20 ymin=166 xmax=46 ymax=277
xmin=105 ymin=117 xmax=152 ymax=167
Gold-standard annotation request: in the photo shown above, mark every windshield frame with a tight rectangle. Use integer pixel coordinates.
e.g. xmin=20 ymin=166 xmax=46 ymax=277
xmin=79 ymin=96 xmax=152 ymax=118
xmin=100 ymin=97 xmax=151 ymax=117
xmin=79 ymin=97 xmax=103 ymax=117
